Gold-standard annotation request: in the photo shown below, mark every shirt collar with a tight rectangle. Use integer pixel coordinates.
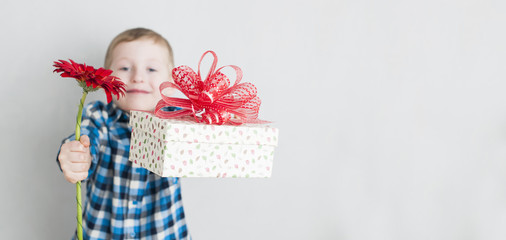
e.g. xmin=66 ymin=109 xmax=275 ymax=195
xmin=106 ymin=101 xmax=130 ymax=124
xmin=106 ymin=103 xmax=179 ymax=124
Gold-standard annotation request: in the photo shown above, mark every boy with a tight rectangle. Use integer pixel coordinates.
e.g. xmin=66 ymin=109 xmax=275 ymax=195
xmin=58 ymin=28 xmax=189 ymax=240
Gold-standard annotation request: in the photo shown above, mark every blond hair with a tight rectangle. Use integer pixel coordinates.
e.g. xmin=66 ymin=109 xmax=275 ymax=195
xmin=104 ymin=27 xmax=174 ymax=69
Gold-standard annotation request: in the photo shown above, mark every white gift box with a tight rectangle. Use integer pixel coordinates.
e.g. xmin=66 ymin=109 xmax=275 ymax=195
xmin=128 ymin=111 xmax=279 ymax=177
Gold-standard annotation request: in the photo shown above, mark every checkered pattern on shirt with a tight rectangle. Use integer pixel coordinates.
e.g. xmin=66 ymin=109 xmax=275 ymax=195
xmin=59 ymin=101 xmax=189 ymax=240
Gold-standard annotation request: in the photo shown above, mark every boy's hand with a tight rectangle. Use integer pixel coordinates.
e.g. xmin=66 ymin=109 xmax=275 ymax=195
xmin=58 ymin=135 xmax=92 ymax=184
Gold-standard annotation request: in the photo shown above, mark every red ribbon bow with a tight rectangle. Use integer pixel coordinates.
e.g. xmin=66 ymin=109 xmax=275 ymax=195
xmin=155 ymin=51 xmax=265 ymax=125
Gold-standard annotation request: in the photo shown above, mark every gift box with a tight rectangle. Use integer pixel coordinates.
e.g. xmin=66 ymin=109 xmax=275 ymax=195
xmin=128 ymin=111 xmax=279 ymax=178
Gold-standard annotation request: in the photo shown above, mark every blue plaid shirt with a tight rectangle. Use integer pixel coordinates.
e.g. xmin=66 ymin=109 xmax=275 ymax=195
xmin=59 ymin=101 xmax=189 ymax=240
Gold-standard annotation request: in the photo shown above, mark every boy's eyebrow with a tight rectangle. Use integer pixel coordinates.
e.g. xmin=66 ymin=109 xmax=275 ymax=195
xmin=146 ymin=58 xmax=165 ymax=63
xmin=112 ymin=57 xmax=131 ymax=63
xmin=112 ymin=57 xmax=168 ymax=66
xmin=145 ymin=59 xmax=170 ymax=67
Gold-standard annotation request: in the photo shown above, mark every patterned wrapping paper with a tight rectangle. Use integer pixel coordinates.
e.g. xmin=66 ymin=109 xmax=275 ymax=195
xmin=128 ymin=111 xmax=279 ymax=177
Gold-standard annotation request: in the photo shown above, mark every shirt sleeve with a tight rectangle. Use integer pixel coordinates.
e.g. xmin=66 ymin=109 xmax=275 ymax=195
xmin=56 ymin=101 xmax=109 ymax=182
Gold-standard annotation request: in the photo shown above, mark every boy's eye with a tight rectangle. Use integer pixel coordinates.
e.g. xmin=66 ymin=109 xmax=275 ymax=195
xmin=148 ymin=68 xmax=157 ymax=72
xmin=119 ymin=67 xmax=129 ymax=71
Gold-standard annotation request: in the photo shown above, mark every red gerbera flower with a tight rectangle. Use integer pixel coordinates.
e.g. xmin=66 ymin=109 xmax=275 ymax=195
xmin=53 ymin=59 xmax=126 ymax=103
xmin=53 ymin=58 xmax=127 ymax=240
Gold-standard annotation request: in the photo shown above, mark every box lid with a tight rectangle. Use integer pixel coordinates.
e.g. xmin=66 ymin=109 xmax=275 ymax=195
xmin=129 ymin=111 xmax=279 ymax=146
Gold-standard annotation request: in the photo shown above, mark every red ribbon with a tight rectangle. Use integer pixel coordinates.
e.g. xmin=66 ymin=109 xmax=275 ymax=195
xmin=155 ymin=51 xmax=266 ymax=125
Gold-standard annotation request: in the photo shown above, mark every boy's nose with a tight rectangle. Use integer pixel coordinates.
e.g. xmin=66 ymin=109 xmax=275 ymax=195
xmin=132 ymin=69 xmax=144 ymax=83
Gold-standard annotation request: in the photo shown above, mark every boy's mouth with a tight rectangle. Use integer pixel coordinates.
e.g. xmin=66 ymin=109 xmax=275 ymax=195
xmin=127 ymin=89 xmax=150 ymax=94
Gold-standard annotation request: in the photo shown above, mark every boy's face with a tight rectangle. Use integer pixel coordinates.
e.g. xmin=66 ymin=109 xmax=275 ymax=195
xmin=110 ymin=38 xmax=172 ymax=112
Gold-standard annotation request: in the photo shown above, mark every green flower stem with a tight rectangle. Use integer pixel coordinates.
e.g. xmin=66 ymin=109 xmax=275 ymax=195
xmin=74 ymin=90 xmax=88 ymax=240
xmin=75 ymin=91 xmax=87 ymax=141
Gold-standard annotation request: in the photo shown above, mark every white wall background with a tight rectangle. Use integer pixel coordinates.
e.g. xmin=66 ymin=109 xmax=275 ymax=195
xmin=1 ymin=0 xmax=506 ymax=239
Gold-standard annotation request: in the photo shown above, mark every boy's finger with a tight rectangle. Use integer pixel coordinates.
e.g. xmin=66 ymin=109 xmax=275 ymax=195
xmin=69 ymin=152 xmax=91 ymax=163
xmin=80 ymin=135 xmax=90 ymax=148
xmin=76 ymin=171 xmax=89 ymax=182
xmin=64 ymin=175 xmax=77 ymax=184
xmin=68 ymin=141 xmax=86 ymax=152
xmin=65 ymin=172 xmax=88 ymax=184
xmin=70 ymin=162 xmax=91 ymax=173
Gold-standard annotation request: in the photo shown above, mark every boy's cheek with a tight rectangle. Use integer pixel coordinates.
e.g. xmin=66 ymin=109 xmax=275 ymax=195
xmin=113 ymin=72 xmax=129 ymax=84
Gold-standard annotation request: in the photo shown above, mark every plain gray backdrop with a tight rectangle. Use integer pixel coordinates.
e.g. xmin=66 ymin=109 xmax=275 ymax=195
xmin=1 ymin=0 xmax=506 ymax=239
